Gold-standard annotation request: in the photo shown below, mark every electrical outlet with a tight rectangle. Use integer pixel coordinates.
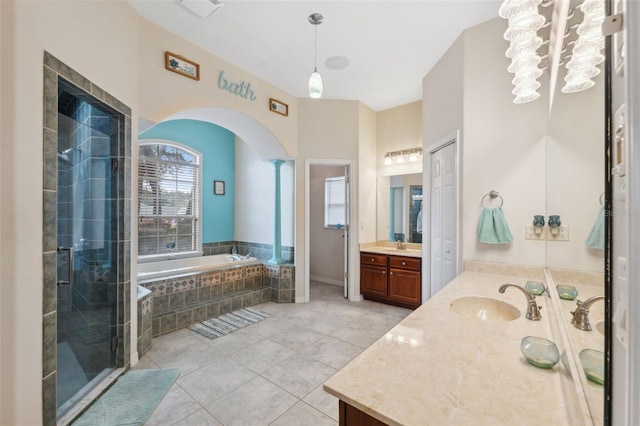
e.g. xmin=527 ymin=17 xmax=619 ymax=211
xmin=525 ymin=225 xmax=545 ymax=240
xmin=547 ymin=225 xmax=569 ymax=241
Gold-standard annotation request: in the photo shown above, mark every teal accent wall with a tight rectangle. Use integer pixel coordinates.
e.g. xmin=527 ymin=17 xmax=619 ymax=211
xmin=139 ymin=119 xmax=235 ymax=243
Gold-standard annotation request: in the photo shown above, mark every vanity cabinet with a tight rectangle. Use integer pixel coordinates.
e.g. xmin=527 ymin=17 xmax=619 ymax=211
xmin=360 ymin=252 xmax=421 ymax=309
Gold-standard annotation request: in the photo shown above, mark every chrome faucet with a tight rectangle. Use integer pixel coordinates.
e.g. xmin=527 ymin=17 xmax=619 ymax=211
xmin=498 ymin=283 xmax=542 ymax=321
xmin=571 ymin=296 xmax=605 ymax=331
xmin=396 ymin=240 xmax=407 ymax=250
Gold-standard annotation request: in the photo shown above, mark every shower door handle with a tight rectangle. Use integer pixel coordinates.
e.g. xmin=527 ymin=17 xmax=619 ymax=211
xmin=57 ymin=246 xmax=74 ymax=286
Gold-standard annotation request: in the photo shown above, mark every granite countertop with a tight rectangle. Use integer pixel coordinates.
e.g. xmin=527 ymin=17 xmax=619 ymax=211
xmin=323 ymin=271 xmax=573 ymax=425
xmin=359 ymin=242 xmax=422 ymax=258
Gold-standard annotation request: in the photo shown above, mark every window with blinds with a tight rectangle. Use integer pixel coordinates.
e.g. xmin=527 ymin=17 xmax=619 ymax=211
xmin=138 ymin=142 xmax=201 ymax=257
xmin=325 ymin=176 xmax=346 ymax=228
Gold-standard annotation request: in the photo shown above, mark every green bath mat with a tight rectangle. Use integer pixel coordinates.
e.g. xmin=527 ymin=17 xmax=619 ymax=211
xmin=72 ymin=368 xmax=180 ymax=426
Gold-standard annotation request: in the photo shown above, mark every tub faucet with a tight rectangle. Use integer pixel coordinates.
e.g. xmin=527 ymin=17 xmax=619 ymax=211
xmin=498 ymin=283 xmax=542 ymax=321
xmin=571 ymin=295 xmax=605 ymax=331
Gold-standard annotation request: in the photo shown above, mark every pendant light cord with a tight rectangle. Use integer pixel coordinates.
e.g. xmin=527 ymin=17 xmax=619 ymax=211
xmin=314 ymin=20 xmax=318 ymax=72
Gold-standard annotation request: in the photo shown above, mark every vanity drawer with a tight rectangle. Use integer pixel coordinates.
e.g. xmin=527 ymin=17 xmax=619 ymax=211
xmin=389 ymin=256 xmax=421 ymax=271
xmin=360 ymin=253 xmax=388 ymax=267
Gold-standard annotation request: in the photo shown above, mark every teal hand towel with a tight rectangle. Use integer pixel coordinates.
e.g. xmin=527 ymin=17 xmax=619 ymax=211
xmin=585 ymin=206 xmax=605 ymax=250
xmin=477 ymin=207 xmax=513 ymax=244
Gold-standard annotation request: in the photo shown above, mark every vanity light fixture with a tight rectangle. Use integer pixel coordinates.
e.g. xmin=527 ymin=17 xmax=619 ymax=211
xmin=308 ymin=13 xmax=324 ymax=99
xmin=383 ymin=148 xmax=423 ymax=165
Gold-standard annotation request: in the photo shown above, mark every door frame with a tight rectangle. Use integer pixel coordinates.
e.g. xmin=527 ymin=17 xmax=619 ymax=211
xmin=422 ymin=130 xmax=463 ymax=302
xmin=304 ymin=159 xmax=359 ymax=302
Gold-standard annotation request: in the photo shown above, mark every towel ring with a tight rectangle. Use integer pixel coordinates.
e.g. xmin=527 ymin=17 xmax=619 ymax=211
xmin=599 ymin=192 xmax=605 ymax=206
xmin=481 ymin=190 xmax=504 ymax=207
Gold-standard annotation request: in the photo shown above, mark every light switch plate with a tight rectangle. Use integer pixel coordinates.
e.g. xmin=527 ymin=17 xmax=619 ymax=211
xmin=547 ymin=225 xmax=569 ymax=241
xmin=525 ymin=225 xmax=545 ymax=240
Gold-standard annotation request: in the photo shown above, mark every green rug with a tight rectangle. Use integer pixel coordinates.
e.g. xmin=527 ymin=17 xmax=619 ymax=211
xmin=73 ymin=368 xmax=180 ymax=426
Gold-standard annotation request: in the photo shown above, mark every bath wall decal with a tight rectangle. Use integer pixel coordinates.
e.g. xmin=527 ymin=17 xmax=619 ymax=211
xmin=217 ymin=70 xmax=257 ymax=101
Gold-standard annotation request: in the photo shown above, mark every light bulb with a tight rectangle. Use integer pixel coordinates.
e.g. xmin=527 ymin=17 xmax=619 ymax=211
xmin=507 ymin=55 xmax=541 ymax=73
xmin=508 ymin=12 xmax=546 ymax=31
xmin=499 ymin=0 xmax=542 ymax=19
xmin=309 ymin=70 xmax=323 ymax=99
xmin=562 ymin=79 xmax=596 ymax=93
xmin=514 ymin=91 xmax=540 ymax=103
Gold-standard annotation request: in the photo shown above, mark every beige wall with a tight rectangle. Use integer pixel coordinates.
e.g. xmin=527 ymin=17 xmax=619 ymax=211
xmin=546 ymin=74 xmax=604 ymax=272
xmin=296 ymin=99 xmax=361 ymax=301
xmin=137 ymin=19 xmax=299 ymax=157
xmin=462 ymin=17 xmax=548 ymax=268
xmin=421 ymin=16 xmax=603 ymax=272
xmin=377 ymin=101 xmax=422 ymax=176
xmin=0 ymin=1 xmax=140 ymax=423
xmin=423 ymin=36 xmax=464 ymax=148
xmin=310 ymin=166 xmax=347 ymax=284
xmin=358 ymin=102 xmax=378 ymax=244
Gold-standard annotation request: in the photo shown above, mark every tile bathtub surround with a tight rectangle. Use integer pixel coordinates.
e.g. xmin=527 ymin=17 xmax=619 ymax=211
xmin=143 ymin=263 xmax=272 ymax=337
xmin=137 ymin=288 xmax=153 ymax=357
xmin=134 ymin=281 xmax=412 ymax=425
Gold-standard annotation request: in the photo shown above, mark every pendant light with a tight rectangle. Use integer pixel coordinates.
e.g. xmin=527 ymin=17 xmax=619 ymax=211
xmin=308 ymin=13 xmax=323 ymax=99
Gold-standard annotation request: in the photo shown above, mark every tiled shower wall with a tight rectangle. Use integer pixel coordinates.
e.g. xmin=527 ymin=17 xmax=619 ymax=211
xmin=42 ymin=52 xmax=132 ymax=426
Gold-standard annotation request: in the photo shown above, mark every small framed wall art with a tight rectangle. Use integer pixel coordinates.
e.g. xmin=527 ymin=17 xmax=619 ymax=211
xmin=165 ymin=51 xmax=200 ymax=81
xmin=213 ymin=180 xmax=225 ymax=195
xmin=269 ymin=98 xmax=288 ymax=116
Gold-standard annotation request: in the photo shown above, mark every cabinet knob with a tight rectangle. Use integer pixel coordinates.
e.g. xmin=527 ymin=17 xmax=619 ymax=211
xmin=390 ymin=272 xmax=393 ymax=275
xmin=371 ymin=258 xmax=375 ymax=262
xmin=402 ymin=262 xmax=406 ymax=265
xmin=383 ymin=270 xmax=386 ymax=274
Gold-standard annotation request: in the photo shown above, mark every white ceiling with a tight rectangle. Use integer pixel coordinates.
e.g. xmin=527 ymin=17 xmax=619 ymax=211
xmin=129 ymin=0 xmax=501 ymax=112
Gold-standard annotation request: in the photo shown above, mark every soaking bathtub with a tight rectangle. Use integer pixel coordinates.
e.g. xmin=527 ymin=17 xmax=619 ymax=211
xmin=137 ymin=254 xmax=258 ymax=281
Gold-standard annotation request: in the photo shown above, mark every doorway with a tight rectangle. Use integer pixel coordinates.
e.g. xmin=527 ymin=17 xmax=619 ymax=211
xmin=424 ymin=132 xmax=461 ymax=301
xmin=305 ymin=160 xmax=353 ymax=302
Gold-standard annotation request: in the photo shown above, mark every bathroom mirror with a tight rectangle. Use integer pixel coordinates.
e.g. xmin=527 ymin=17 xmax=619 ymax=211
xmin=546 ymin=55 xmax=606 ymax=424
xmin=377 ymin=173 xmax=423 ymax=243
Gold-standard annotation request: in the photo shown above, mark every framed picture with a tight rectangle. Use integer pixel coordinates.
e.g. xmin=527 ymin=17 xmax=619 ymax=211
xmin=269 ymin=98 xmax=288 ymax=116
xmin=213 ymin=180 xmax=225 ymax=195
xmin=165 ymin=51 xmax=200 ymax=81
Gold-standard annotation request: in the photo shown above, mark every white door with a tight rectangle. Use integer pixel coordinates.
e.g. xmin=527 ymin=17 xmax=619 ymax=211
xmin=430 ymin=142 xmax=457 ymax=297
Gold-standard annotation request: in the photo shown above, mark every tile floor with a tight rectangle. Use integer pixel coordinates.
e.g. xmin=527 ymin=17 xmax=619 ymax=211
xmin=134 ymin=281 xmax=412 ymax=425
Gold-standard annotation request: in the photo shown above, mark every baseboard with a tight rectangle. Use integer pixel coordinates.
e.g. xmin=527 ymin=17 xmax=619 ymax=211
xmin=295 ymin=296 xmax=309 ymax=303
xmin=310 ymin=275 xmax=344 ymax=286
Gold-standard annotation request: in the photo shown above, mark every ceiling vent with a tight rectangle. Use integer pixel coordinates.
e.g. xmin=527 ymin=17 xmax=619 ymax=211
xmin=177 ymin=0 xmax=224 ymax=18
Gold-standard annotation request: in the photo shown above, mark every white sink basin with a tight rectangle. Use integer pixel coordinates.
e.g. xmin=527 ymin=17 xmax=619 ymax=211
xmin=450 ymin=296 xmax=520 ymax=321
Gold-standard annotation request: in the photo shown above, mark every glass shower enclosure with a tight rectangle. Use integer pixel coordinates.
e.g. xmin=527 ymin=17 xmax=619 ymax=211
xmin=56 ymin=79 xmax=119 ymax=413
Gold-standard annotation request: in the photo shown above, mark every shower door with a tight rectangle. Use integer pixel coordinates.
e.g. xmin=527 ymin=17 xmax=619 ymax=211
xmin=56 ymin=80 xmax=119 ymax=413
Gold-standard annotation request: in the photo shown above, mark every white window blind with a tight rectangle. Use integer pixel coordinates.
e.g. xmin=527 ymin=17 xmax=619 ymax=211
xmin=325 ymin=176 xmax=346 ymax=228
xmin=138 ymin=143 xmax=201 ymax=257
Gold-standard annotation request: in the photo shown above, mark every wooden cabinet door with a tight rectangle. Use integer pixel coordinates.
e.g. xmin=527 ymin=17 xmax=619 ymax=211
xmin=360 ymin=264 xmax=387 ymax=298
xmin=388 ymin=268 xmax=420 ymax=307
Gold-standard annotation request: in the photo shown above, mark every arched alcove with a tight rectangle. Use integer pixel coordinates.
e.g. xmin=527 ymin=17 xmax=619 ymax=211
xmin=145 ymin=106 xmax=291 ymax=161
